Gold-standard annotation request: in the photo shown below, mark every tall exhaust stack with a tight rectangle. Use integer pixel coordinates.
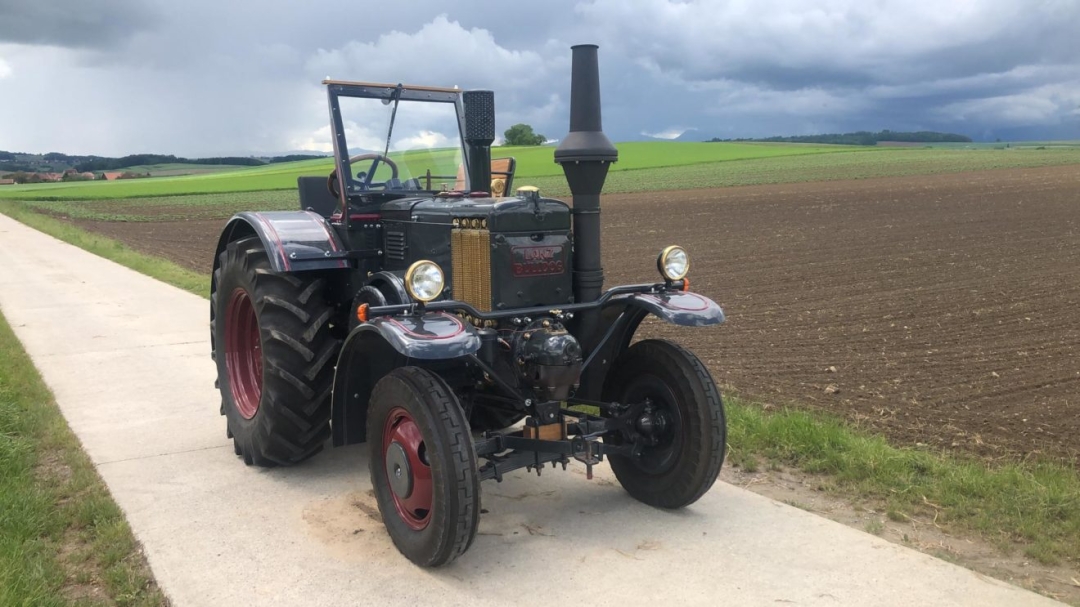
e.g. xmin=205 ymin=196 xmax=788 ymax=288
xmin=555 ymin=44 xmax=618 ymax=313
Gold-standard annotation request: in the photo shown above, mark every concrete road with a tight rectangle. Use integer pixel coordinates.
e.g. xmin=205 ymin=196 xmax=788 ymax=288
xmin=0 ymin=213 xmax=1062 ymax=607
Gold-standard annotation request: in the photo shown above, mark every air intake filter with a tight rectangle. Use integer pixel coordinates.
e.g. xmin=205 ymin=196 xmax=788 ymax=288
xmin=463 ymin=90 xmax=495 ymax=143
xmin=463 ymin=90 xmax=495 ymax=191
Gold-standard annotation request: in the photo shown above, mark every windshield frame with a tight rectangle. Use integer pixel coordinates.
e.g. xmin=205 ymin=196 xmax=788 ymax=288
xmin=325 ymin=80 xmax=471 ymax=214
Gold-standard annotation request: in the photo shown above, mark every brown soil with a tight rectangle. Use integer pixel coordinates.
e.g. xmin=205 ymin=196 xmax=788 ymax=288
xmin=71 ymin=165 xmax=1080 ymax=461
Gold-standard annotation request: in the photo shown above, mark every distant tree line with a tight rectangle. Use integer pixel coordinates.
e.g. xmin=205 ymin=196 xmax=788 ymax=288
xmin=73 ymin=154 xmax=265 ymax=172
xmin=267 ymin=154 xmax=326 ymax=163
xmin=0 ymin=150 xmax=327 ymax=174
xmin=709 ymin=130 xmax=972 ymax=146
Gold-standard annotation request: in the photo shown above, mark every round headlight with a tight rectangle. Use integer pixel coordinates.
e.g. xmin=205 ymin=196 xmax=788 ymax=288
xmin=657 ymin=246 xmax=690 ymax=281
xmin=405 ymin=260 xmax=445 ymax=302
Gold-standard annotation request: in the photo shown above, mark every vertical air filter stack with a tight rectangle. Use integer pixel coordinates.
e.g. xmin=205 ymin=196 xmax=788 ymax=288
xmin=555 ymin=44 xmax=618 ymax=311
xmin=463 ymin=90 xmax=495 ymax=192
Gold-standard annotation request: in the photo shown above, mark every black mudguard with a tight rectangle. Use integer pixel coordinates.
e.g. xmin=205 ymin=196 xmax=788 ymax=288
xmin=625 ymin=291 xmax=725 ymax=326
xmin=577 ymin=290 xmax=724 ymax=399
xmin=360 ymin=313 xmax=482 ymax=360
xmin=212 ymin=210 xmax=348 ymax=273
xmin=329 ymin=312 xmax=481 ymax=446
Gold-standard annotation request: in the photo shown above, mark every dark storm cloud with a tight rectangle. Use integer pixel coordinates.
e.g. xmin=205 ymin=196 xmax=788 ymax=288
xmin=1 ymin=0 xmax=1078 ymax=155
xmin=578 ymin=0 xmax=1080 ymax=88
xmin=0 ymin=0 xmax=160 ymax=49
xmin=571 ymin=0 xmax=1080 ymax=140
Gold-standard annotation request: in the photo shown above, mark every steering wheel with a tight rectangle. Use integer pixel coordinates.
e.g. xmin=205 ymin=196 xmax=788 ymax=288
xmin=328 ymin=153 xmax=399 ymax=198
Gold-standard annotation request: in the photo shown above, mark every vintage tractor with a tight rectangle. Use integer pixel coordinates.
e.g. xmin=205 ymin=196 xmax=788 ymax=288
xmin=210 ymin=44 xmax=727 ymax=567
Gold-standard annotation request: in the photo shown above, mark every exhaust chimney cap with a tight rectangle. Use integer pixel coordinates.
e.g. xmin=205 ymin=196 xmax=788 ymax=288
xmin=555 ymin=44 xmax=618 ymax=165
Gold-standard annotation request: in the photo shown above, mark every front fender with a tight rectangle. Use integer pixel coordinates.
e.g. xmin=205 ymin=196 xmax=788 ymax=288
xmin=625 ymin=291 xmax=725 ymax=326
xmin=330 ymin=312 xmax=480 ymax=446
xmin=577 ymin=290 xmax=723 ymax=400
xmin=352 ymin=312 xmax=481 ymax=360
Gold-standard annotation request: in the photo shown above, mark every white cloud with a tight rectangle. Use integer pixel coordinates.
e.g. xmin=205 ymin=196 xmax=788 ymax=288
xmin=0 ymin=56 xmax=10 ymax=79
xmin=937 ymin=83 xmax=1080 ymax=126
xmin=395 ymin=130 xmax=453 ymax=150
xmin=642 ymin=127 xmax=694 ymax=140
xmin=305 ymin=15 xmax=548 ymax=92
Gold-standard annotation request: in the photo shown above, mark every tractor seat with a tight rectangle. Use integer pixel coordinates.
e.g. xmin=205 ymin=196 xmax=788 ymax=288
xmin=297 ymin=176 xmax=340 ymax=218
xmin=453 ymin=157 xmax=516 ymax=195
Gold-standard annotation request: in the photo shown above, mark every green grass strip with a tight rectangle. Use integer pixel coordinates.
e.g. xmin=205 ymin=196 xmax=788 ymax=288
xmin=4 ymin=202 xmax=1079 ymax=570
xmin=726 ymin=399 xmax=1080 ymax=565
xmin=0 ymin=311 xmax=167 ymax=606
xmin=0 ymin=200 xmax=210 ymax=297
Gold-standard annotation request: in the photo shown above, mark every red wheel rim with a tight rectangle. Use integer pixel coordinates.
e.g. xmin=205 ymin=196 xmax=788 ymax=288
xmin=225 ymin=288 xmax=262 ymax=420
xmin=383 ymin=407 xmax=433 ymax=530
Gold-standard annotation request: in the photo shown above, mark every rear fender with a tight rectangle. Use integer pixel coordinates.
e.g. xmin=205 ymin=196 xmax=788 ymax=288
xmin=329 ymin=313 xmax=481 ymax=446
xmin=212 ymin=211 xmax=348 ymax=274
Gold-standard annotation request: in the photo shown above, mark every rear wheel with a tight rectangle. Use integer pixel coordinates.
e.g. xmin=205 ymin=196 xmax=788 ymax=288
xmin=211 ymin=236 xmax=339 ymax=466
xmin=368 ymin=367 xmax=480 ymax=567
xmin=602 ymin=339 xmax=726 ymax=508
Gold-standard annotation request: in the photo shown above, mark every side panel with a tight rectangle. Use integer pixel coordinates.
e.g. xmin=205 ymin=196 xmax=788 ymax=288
xmin=212 ymin=211 xmax=348 ymax=273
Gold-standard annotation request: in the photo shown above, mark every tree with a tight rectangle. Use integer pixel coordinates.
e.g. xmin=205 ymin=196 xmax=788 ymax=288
xmin=503 ymin=123 xmax=546 ymax=146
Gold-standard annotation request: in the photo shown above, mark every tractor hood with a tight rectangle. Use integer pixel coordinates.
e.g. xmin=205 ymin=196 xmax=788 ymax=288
xmin=379 ymin=195 xmax=571 ymax=232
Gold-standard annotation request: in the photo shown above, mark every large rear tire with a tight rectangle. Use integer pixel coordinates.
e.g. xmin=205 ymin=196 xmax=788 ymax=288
xmin=602 ymin=339 xmax=726 ymax=508
xmin=368 ymin=367 xmax=480 ymax=567
xmin=211 ymin=236 xmax=339 ymax=466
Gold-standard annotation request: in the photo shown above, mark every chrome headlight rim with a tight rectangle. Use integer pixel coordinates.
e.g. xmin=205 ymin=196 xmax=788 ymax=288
xmin=404 ymin=260 xmax=445 ymax=302
xmin=657 ymin=245 xmax=690 ymax=281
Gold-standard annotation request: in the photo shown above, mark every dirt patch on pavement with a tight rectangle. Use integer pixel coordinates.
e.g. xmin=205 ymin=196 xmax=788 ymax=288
xmin=66 ymin=165 xmax=1080 ymax=461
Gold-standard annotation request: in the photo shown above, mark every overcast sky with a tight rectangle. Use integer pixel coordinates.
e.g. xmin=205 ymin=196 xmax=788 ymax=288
xmin=1 ymin=0 xmax=1078 ymax=156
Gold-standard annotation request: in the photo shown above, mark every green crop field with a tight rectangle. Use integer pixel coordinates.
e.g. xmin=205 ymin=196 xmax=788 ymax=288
xmin=12 ymin=145 xmax=1080 ymax=223
xmin=0 ymin=142 xmax=862 ymax=201
xmin=120 ymin=163 xmax=254 ymax=176
xmin=2 ymin=142 xmax=1078 ymax=209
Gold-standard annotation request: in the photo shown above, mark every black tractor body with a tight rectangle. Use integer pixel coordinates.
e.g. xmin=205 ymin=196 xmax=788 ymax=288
xmin=210 ymin=44 xmax=728 ymax=567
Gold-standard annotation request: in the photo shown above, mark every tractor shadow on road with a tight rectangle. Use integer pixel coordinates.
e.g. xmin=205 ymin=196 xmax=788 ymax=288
xmin=266 ymin=441 xmax=713 ymax=573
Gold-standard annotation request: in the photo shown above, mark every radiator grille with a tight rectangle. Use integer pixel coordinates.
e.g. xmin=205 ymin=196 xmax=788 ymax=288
xmin=451 ymin=228 xmax=491 ymax=311
xmin=385 ymin=230 xmax=407 ymax=262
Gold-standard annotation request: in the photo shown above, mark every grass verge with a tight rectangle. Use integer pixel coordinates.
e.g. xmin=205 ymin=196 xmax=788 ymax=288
xmin=5 ymin=202 xmax=1079 ymax=571
xmin=0 ymin=311 xmax=167 ymax=606
xmin=725 ymin=398 xmax=1080 ymax=566
xmin=0 ymin=200 xmax=209 ymax=297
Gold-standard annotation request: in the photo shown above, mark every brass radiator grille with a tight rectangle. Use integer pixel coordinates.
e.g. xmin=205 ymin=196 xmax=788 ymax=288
xmin=451 ymin=228 xmax=492 ymax=311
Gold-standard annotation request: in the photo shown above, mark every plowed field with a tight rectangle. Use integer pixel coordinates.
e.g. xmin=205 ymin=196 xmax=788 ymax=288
xmin=66 ymin=165 xmax=1080 ymax=460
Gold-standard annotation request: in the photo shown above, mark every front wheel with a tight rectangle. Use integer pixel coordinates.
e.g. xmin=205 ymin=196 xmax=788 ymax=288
xmin=368 ymin=367 xmax=480 ymax=567
xmin=602 ymin=339 xmax=726 ymax=508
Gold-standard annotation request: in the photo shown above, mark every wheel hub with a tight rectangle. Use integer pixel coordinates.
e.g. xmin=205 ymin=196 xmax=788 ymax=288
xmin=385 ymin=442 xmax=413 ymax=499
xmin=382 ymin=407 xmax=433 ymax=530
xmin=224 ymin=288 xmax=262 ymax=419
xmin=620 ymin=379 xmax=683 ymax=474
xmin=636 ymin=406 xmax=671 ymax=446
